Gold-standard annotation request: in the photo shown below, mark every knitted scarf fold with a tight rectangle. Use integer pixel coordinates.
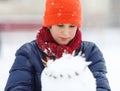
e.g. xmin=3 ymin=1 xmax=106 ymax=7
xmin=36 ymin=27 xmax=82 ymax=58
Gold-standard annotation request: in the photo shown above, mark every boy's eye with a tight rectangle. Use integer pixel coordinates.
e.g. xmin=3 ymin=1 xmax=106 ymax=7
xmin=57 ymin=24 xmax=76 ymax=28
xmin=57 ymin=24 xmax=64 ymax=27
xmin=69 ymin=25 xmax=76 ymax=28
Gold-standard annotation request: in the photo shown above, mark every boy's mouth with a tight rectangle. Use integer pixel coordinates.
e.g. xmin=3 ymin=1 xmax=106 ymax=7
xmin=61 ymin=37 xmax=69 ymax=41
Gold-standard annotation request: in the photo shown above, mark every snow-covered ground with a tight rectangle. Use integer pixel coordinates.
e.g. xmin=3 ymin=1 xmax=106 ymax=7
xmin=0 ymin=28 xmax=120 ymax=91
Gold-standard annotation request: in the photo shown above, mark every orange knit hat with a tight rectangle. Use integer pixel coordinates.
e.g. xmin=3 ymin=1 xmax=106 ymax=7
xmin=43 ymin=0 xmax=82 ymax=27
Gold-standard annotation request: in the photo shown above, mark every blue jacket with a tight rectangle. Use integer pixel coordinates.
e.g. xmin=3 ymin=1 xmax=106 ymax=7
xmin=5 ymin=40 xmax=111 ymax=91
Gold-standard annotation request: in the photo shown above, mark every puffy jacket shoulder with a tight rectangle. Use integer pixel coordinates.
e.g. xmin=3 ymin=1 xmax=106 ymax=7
xmin=5 ymin=40 xmax=44 ymax=91
xmin=14 ymin=40 xmax=44 ymax=71
xmin=79 ymin=41 xmax=111 ymax=91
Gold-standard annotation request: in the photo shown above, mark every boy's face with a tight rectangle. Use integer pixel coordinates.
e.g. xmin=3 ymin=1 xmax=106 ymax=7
xmin=49 ymin=24 xmax=77 ymax=45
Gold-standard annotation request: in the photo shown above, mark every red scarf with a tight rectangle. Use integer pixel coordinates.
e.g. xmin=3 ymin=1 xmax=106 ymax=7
xmin=36 ymin=27 xmax=82 ymax=58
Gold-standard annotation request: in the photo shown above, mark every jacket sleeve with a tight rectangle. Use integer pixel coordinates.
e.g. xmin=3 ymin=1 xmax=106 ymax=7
xmin=4 ymin=43 xmax=36 ymax=91
xmin=82 ymin=42 xmax=111 ymax=91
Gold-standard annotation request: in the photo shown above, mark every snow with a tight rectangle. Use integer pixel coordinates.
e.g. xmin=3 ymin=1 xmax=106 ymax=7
xmin=0 ymin=28 xmax=120 ymax=91
xmin=41 ymin=53 xmax=96 ymax=91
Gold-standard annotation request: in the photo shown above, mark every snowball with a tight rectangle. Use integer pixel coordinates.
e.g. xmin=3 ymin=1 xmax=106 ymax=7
xmin=41 ymin=53 xmax=96 ymax=91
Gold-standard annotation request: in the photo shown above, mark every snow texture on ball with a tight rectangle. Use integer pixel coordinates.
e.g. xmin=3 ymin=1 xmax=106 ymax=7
xmin=41 ymin=53 xmax=96 ymax=91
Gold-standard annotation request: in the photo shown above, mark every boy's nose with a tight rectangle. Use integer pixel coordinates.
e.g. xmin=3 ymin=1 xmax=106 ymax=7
xmin=62 ymin=28 xmax=69 ymax=36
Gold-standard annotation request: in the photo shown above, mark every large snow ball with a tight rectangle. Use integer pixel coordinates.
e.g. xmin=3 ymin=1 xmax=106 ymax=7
xmin=41 ymin=53 xmax=96 ymax=91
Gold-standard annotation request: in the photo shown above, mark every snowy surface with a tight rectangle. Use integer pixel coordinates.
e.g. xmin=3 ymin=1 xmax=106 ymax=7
xmin=0 ymin=28 xmax=120 ymax=91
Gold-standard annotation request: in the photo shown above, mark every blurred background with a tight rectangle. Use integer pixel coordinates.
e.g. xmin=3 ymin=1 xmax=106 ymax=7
xmin=0 ymin=0 xmax=120 ymax=90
